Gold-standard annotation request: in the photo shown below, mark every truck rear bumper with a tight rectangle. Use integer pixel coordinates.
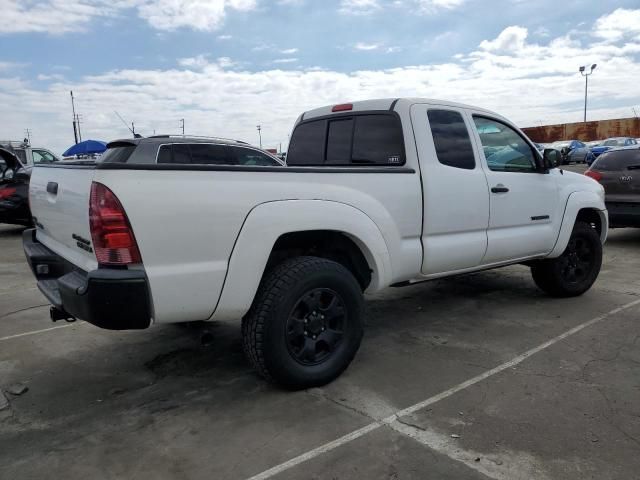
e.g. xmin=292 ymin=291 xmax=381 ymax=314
xmin=23 ymin=228 xmax=151 ymax=330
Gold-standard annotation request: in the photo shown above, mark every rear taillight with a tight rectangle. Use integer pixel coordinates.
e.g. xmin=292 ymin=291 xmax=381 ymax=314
xmin=0 ymin=187 xmax=17 ymax=200
xmin=89 ymin=182 xmax=141 ymax=266
xmin=585 ymin=169 xmax=603 ymax=182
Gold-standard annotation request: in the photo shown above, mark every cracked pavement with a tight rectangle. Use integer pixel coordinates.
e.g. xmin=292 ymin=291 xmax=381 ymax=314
xmin=1 ymin=205 xmax=640 ymax=479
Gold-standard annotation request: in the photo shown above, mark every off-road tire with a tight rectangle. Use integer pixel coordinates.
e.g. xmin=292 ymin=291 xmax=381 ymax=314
xmin=242 ymin=256 xmax=364 ymax=390
xmin=531 ymin=221 xmax=602 ymax=297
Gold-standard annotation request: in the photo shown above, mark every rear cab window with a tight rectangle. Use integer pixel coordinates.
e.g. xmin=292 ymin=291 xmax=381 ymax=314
xmin=593 ymin=150 xmax=640 ymax=171
xmin=99 ymin=143 xmax=137 ymax=163
xmin=287 ymin=113 xmax=405 ymax=166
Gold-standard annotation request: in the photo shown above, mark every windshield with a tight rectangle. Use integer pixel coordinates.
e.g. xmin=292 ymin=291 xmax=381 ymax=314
xmin=551 ymin=141 xmax=570 ymax=149
xmin=603 ymin=139 xmax=625 ymax=146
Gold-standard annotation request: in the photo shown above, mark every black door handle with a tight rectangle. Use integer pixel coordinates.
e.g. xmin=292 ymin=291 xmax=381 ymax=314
xmin=46 ymin=182 xmax=58 ymax=195
xmin=491 ymin=185 xmax=509 ymax=193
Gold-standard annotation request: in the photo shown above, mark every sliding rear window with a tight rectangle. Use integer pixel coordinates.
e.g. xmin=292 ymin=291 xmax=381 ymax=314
xmin=287 ymin=113 xmax=405 ymax=166
xmin=593 ymin=149 xmax=640 ymax=171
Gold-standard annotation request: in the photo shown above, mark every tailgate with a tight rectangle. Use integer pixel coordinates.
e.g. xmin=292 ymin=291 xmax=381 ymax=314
xmin=29 ymin=165 xmax=98 ymax=272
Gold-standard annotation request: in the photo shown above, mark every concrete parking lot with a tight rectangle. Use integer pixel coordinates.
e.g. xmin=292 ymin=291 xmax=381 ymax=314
xmin=1 ymin=166 xmax=639 ymax=480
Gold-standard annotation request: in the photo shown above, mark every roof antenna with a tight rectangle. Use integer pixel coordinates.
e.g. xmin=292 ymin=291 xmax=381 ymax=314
xmin=114 ymin=111 xmax=140 ymax=138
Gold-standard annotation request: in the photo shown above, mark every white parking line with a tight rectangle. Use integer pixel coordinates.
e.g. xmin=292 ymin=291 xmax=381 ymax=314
xmin=0 ymin=323 xmax=77 ymax=342
xmin=246 ymin=298 xmax=640 ymax=480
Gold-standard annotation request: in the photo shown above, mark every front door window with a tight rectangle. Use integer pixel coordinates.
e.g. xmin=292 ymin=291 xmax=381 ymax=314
xmin=473 ymin=117 xmax=537 ymax=172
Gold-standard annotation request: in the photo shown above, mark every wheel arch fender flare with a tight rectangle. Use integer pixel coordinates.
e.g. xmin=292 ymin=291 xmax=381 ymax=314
xmin=547 ymin=191 xmax=608 ymax=258
xmin=211 ymin=199 xmax=392 ymax=321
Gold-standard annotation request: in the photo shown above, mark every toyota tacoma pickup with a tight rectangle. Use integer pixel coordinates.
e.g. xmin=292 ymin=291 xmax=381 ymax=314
xmin=24 ymin=99 xmax=607 ymax=389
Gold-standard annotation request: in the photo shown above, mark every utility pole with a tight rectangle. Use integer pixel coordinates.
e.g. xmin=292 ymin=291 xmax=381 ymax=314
xmin=76 ymin=114 xmax=83 ymax=142
xmin=70 ymin=90 xmax=79 ymax=144
xmin=579 ymin=64 xmax=597 ymax=123
xmin=132 ymin=122 xmax=135 ymax=138
xmin=24 ymin=128 xmax=32 ymax=144
xmin=180 ymin=119 xmax=185 ymax=135
xmin=256 ymin=125 xmax=262 ymax=149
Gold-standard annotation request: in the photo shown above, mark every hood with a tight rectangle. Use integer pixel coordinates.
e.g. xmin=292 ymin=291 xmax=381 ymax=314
xmin=0 ymin=147 xmax=22 ymax=171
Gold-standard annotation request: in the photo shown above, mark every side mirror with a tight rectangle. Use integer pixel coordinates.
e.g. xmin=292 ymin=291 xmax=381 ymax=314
xmin=542 ymin=148 xmax=561 ymax=170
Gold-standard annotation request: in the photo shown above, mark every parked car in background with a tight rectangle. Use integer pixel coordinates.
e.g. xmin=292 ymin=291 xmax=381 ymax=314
xmin=585 ymin=145 xmax=640 ymax=228
xmin=586 ymin=140 xmax=602 ymax=149
xmin=24 ymin=98 xmax=606 ymax=389
xmin=590 ymin=137 xmax=638 ymax=162
xmin=0 ymin=148 xmax=32 ymax=226
xmin=0 ymin=140 xmax=61 ymax=167
xmin=550 ymin=139 xmax=593 ymax=164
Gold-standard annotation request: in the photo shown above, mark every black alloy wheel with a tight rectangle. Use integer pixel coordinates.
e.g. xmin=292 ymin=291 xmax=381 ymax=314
xmin=285 ymin=288 xmax=346 ymax=366
xmin=242 ymin=256 xmax=364 ymax=389
xmin=531 ymin=221 xmax=602 ymax=297
xmin=557 ymin=236 xmax=596 ymax=285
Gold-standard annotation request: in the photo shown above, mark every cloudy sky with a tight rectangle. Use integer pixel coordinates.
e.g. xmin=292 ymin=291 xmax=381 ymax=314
xmin=1 ymin=0 xmax=639 ymax=154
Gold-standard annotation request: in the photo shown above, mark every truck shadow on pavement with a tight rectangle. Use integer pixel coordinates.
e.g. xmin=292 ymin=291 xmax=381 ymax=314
xmin=0 ymin=225 xmax=26 ymax=237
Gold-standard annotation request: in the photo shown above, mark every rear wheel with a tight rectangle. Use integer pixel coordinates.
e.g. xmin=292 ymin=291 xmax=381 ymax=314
xmin=242 ymin=256 xmax=364 ymax=390
xmin=531 ymin=221 xmax=602 ymax=297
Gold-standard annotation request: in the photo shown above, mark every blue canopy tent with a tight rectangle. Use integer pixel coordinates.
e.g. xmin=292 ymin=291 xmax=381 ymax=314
xmin=63 ymin=139 xmax=107 ymax=157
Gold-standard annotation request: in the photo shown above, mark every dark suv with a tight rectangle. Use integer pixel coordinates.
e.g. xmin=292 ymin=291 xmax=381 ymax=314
xmin=585 ymin=145 xmax=640 ymax=227
xmin=100 ymin=136 xmax=284 ymax=167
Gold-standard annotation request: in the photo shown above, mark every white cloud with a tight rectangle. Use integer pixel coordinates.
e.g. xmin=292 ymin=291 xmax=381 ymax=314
xmin=280 ymin=48 xmax=299 ymax=54
xmin=339 ymin=0 xmax=380 ymax=15
xmin=178 ymin=54 xmax=211 ymax=69
xmin=0 ymin=61 xmax=27 ymax=72
xmin=479 ymin=26 xmax=528 ymax=52
xmin=217 ymin=34 xmax=233 ymax=40
xmin=0 ymin=0 xmax=257 ymax=34
xmin=412 ymin=0 xmax=465 ymax=13
xmin=178 ymin=55 xmax=237 ymax=69
xmin=354 ymin=42 xmax=380 ymax=51
xmin=593 ymin=8 xmax=640 ymax=43
xmin=0 ymin=0 xmax=117 ymax=34
xmin=137 ymin=0 xmax=256 ymax=31
xmin=1 ymin=9 xmax=640 ymax=154
xmin=273 ymin=58 xmax=298 ymax=64
xmin=37 ymin=73 xmax=65 ymax=81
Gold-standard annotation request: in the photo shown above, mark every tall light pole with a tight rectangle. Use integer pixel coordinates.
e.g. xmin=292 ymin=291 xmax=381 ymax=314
xmin=180 ymin=118 xmax=185 ymax=135
xmin=579 ymin=64 xmax=597 ymax=123
xmin=256 ymin=125 xmax=262 ymax=149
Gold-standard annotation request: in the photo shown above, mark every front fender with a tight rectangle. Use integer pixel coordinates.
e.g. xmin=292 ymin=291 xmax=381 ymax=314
xmin=210 ymin=200 xmax=392 ymax=321
xmin=547 ymin=191 xmax=608 ymax=258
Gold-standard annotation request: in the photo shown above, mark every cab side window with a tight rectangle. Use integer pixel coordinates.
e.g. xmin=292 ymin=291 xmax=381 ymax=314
xmin=427 ymin=109 xmax=475 ymax=170
xmin=472 ymin=117 xmax=537 ymax=172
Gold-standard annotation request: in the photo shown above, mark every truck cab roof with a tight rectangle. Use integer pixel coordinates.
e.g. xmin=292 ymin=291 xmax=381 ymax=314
xmin=300 ymin=98 xmax=500 ymax=122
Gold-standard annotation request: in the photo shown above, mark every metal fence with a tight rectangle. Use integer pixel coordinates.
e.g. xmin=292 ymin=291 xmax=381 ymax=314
xmin=522 ymin=117 xmax=640 ymax=143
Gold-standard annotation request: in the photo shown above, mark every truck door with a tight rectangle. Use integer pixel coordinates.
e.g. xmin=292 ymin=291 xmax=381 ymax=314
xmin=411 ymin=104 xmax=490 ymax=275
xmin=469 ymin=114 xmax=560 ymax=264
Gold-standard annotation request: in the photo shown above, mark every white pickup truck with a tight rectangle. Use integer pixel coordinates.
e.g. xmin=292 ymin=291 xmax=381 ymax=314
xmin=24 ymin=98 xmax=607 ymax=389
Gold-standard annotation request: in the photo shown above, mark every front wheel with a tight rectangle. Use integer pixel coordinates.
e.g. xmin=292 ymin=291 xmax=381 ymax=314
xmin=531 ymin=221 xmax=602 ymax=297
xmin=242 ymin=256 xmax=364 ymax=390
